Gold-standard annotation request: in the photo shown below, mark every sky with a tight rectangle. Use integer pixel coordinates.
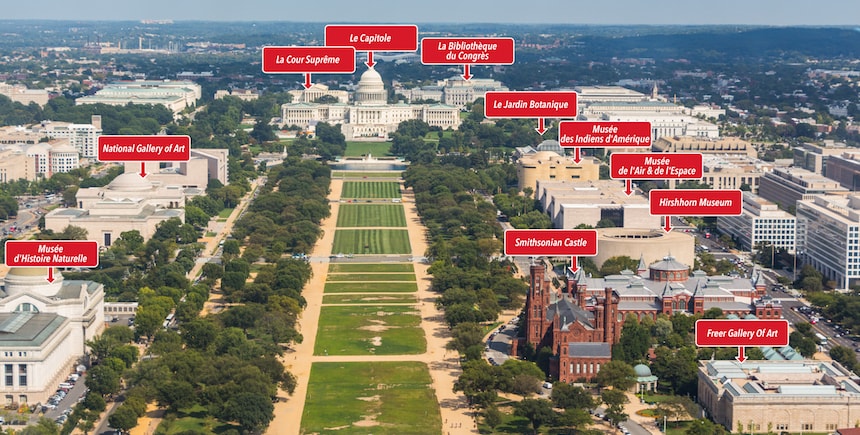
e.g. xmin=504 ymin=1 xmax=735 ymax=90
xmin=3 ymin=0 xmax=859 ymax=25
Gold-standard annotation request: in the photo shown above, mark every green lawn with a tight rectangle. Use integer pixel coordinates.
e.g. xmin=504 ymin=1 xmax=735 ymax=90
xmin=343 ymin=141 xmax=393 ymax=157
xmin=314 ymin=305 xmax=425 ymax=355
xmin=329 ymin=263 xmax=414 ymax=273
xmin=336 ymin=204 xmax=407 ymax=227
xmin=217 ymin=208 xmax=234 ymax=219
xmin=327 ymin=273 xmax=416 ymax=282
xmin=333 ymin=171 xmax=403 ymax=178
xmin=324 ymin=282 xmax=419 ymax=293
xmin=341 ymin=181 xmax=402 ymax=199
xmin=332 ymin=229 xmax=411 ymax=255
xmin=155 ymin=405 xmax=237 ymax=434
xmin=323 ymin=294 xmax=417 ymax=304
xmin=302 ymin=362 xmax=441 ymax=435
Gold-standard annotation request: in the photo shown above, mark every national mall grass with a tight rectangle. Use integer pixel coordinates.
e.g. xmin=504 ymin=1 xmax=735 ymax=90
xmin=314 ymin=305 xmax=425 ymax=355
xmin=324 ymin=281 xmax=419 ymax=293
xmin=328 ymin=263 xmax=414 ymax=273
xmin=332 ymin=229 xmax=411 ymax=255
xmin=322 ymin=293 xmax=417 ymax=304
xmin=301 ymin=362 xmax=441 ymax=435
xmin=332 ymin=170 xmax=401 ymax=178
xmin=336 ymin=204 xmax=407 ymax=227
xmin=341 ymin=181 xmax=401 ymax=198
xmin=343 ymin=141 xmax=392 ymax=157
xmin=327 ymin=273 xmax=416 ymax=281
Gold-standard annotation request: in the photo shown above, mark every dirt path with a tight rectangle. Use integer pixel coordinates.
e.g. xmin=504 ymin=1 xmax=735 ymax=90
xmin=268 ymin=177 xmax=479 ymax=434
xmin=267 ymin=180 xmax=341 ymax=435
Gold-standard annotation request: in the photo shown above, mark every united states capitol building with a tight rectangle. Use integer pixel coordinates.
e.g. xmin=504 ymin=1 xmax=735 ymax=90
xmin=281 ymin=66 xmax=461 ymax=139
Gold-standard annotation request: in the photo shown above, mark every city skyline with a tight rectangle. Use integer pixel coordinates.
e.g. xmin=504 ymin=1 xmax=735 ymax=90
xmin=3 ymin=0 xmax=860 ymax=26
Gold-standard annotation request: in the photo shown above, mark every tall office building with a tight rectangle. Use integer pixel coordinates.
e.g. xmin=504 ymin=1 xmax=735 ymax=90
xmin=796 ymin=194 xmax=860 ymax=290
xmin=719 ymin=192 xmax=796 ymax=253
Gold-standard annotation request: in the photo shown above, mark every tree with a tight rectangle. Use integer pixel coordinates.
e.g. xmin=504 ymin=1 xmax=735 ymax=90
xmin=181 ymin=318 xmax=218 ymax=351
xmin=599 ymin=256 xmax=639 ymax=276
xmin=85 ymin=364 xmax=120 ymax=396
xmin=601 ymin=389 xmax=629 ymax=429
xmin=613 ymin=315 xmax=651 ymax=364
xmin=19 ymin=417 xmax=60 ymax=435
xmin=685 ymin=418 xmax=728 ymax=435
xmin=184 ymin=205 xmax=210 ymax=228
xmin=830 ymin=345 xmax=860 ymax=372
xmin=514 ymin=398 xmax=555 ymax=435
xmin=454 ymin=360 xmax=499 ymax=408
xmin=551 ymin=383 xmax=596 ymax=410
xmin=58 ymin=225 xmax=88 ymax=240
xmin=133 ymin=306 xmax=164 ymax=340
xmin=77 ymin=415 xmax=96 ymax=435
xmin=447 ymin=322 xmax=485 ymax=359
xmin=484 ymin=406 xmax=503 ymax=429
xmin=108 ymin=405 xmax=139 ymax=434
xmin=82 ymin=392 xmax=106 ymax=412
xmin=156 ymin=380 xmax=197 ymax=411
xmin=218 ymin=392 xmax=274 ymax=433
xmin=594 ymin=360 xmax=636 ymax=390
xmin=250 ymin=119 xmax=277 ymax=143
xmin=555 ymin=407 xmax=593 ymax=431
xmin=655 ymin=396 xmax=690 ymax=427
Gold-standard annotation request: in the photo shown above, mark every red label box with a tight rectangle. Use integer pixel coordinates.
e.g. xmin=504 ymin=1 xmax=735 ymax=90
xmin=484 ymin=91 xmax=578 ymax=118
xmin=262 ymin=46 xmax=356 ymax=74
xmin=695 ymin=319 xmax=790 ymax=347
xmin=610 ymin=153 xmax=703 ymax=180
xmin=325 ymin=25 xmax=418 ymax=51
xmin=5 ymin=240 xmax=99 ymax=267
xmin=558 ymin=121 xmax=652 ymax=147
xmin=650 ymin=189 xmax=743 ymax=216
xmin=98 ymin=135 xmax=191 ymax=162
xmin=504 ymin=229 xmax=597 ymax=257
xmin=420 ymin=37 xmax=515 ymax=65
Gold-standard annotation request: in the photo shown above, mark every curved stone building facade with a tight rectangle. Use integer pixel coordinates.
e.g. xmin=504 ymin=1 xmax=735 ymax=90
xmin=595 ymin=228 xmax=695 ymax=269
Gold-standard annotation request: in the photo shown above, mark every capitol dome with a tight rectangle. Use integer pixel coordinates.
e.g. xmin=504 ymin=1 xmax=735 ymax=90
xmin=633 ymin=364 xmax=652 ymax=378
xmin=358 ymin=67 xmax=384 ymax=88
xmin=355 ymin=67 xmax=387 ymax=105
xmin=107 ymin=173 xmax=154 ymax=192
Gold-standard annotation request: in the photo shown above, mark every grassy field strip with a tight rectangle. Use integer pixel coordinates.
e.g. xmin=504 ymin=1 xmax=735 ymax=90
xmin=301 ymin=362 xmax=441 ymax=435
xmin=336 ymin=204 xmax=407 ymax=227
xmin=343 ymin=141 xmax=393 ymax=157
xmin=324 ymin=282 xmax=419 ymax=293
xmin=314 ymin=305 xmax=425 ymax=356
xmin=332 ymin=171 xmax=403 ymax=178
xmin=328 ymin=263 xmax=415 ymax=273
xmin=326 ymin=273 xmax=416 ymax=281
xmin=322 ymin=294 xmax=417 ymax=304
xmin=332 ymin=229 xmax=411 ymax=255
xmin=341 ymin=181 xmax=402 ymax=199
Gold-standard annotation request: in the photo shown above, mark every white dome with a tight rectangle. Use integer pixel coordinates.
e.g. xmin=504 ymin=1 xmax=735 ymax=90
xmin=358 ymin=67 xmax=384 ymax=90
xmin=51 ymin=143 xmax=78 ymax=153
xmin=107 ymin=172 xmax=154 ymax=192
xmin=4 ymin=267 xmax=64 ymax=297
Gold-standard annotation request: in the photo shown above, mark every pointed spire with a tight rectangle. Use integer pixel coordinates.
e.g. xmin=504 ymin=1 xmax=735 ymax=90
xmin=692 ymin=278 xmax=706 ymax=297
xmin=752 ymin=267 xmax=765 ymax=287
xmin=571 ymin=267 xmax=587 ymax=285
xmin=661 ymin=280 xmax=674 ymax=297
xmin=637 ymin=253 xmax=647 ymax=273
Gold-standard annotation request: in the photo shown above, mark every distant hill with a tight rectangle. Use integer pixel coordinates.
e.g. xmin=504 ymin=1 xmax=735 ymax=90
xmin=577 ymin=27 xmax=860 ymax=61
